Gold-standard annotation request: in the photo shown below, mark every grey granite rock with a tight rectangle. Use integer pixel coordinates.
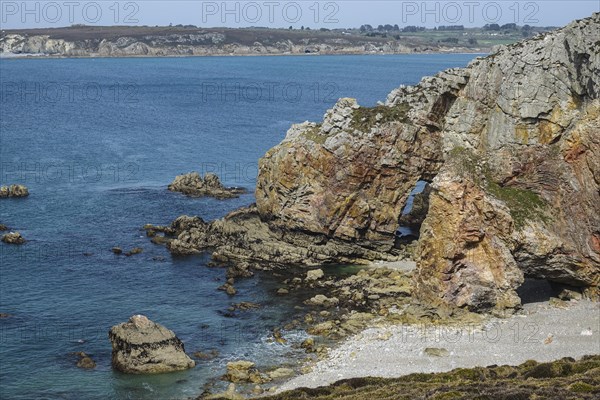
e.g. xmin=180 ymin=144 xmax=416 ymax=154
xmin=109 ymin=315 xmax=195 ymax=374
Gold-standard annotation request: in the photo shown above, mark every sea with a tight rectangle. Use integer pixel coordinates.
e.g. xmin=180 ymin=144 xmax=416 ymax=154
xmin=0 ymin=53 xmax=478 ymax=400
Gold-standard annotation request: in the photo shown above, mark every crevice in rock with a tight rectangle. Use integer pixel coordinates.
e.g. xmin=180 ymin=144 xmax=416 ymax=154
xmin=394 ymin=180 xmax=431 ymax=248
xmin=428 ymin=92 xmax=458 ymax=125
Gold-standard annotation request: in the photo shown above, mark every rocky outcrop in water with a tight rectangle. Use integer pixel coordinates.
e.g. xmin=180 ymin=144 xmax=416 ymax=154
xmin=0 ymin=185 xmax=29 ymax=198
xmin=108 ymin=315 xmax=195 ymax=374
xmin=162 ymin=14 xmax=600 ymax=313
xmin=72 ymin=352 xmax=96 ymax=369
xmin=1 ymin=232 xmax=25 ymax=245
xmin=165 ymin=207 xmax=401 ymax=265
xmin=168 ymin=172 xmax=245 ymax=199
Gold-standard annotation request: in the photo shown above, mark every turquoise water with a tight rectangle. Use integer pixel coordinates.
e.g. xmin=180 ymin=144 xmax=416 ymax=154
xmin=0 ymin=54 xmax=477 ymax=399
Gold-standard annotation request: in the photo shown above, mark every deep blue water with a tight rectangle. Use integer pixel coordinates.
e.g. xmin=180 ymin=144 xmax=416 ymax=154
xmin=0 ymin=54 xmax=477 ymax=400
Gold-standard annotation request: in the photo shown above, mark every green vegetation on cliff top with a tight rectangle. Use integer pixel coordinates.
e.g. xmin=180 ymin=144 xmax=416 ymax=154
xmin=302 ymin=124 xmax=326 ymax=144
xmin=351 ymin=103 xmax=411 ymax=132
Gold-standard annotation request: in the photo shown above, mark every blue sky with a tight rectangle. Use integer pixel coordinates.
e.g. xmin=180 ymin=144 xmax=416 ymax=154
xmin=1 ymin=1 xmax=599 ymax=29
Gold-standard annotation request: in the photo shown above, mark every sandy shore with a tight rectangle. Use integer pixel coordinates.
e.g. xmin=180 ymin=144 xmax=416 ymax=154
xmin=278 ymin=299 xmax=600 ymax=392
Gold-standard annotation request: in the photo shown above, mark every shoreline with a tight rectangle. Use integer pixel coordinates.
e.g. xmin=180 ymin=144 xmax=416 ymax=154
xmin=0 ymin=50 xmax=489 ymax=60
xmin=275 ymin=299 xmax=600 ymax=393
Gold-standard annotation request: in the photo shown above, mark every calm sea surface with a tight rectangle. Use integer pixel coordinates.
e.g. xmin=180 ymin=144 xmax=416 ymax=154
xmin=0 ymin=54 xmax=477 ymax=399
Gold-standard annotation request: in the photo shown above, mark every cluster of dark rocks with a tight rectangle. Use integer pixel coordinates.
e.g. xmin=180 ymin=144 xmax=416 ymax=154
xmin=1 ymin=184 xmax=29 ymax=245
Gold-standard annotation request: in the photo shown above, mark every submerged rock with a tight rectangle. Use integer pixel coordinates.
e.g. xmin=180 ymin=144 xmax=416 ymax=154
xmin=72 ymin=352 xmax=97 ymax=369
xmin=0 ymin=224 xmax=8 ymax=231
xmin=218 ymin=282 xmax=237 ymax=296
xmin=168 ymin=172 xmax=245 ymax=199
xmin=192 ymin=349 xmax=219 ymax=360
xmin=124 ymin=247 xmax=143 ymax=257
xmin=0 ymin=184 xmax=29 ymax=198
xmin=229 ymin=302 xmax=260 ymax=311
xmin=1 ymin=232 xmax=25 ymax=245
xmin=108 ymin=315 xmax=195 ymax=374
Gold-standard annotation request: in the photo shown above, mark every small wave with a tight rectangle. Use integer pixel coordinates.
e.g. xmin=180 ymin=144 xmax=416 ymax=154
xmin=105 ymin=186 xmax=163 ymax=194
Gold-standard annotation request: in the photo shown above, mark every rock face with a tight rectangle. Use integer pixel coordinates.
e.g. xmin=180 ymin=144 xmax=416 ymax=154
xmin=168 ymin=172 xmax=245 ymax=199
xmin=162 ymin=14 xmax=600 ymax=312
xmin=412 ymin=15 xmax=600 ymax=311
xmin=0 ymin=184 xmax=29 ymax=198
xmin=257 ymin=97 xmax=442 ymax=243
xmin=108 ymin=315 xmax=195 ymax=374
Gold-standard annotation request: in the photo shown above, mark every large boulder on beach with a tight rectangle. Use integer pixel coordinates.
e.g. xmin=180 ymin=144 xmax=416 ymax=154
xmin=0 ymin=184 xmax=29 ymax=198
xmin=168 ymin=172 xmax=245 ymax=199
xmin=108 ymin=315 xmax=195 ymax=374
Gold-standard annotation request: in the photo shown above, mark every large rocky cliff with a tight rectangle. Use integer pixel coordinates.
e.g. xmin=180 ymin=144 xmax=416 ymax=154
xmin=164 ymin=14 xmax=599 ymax=313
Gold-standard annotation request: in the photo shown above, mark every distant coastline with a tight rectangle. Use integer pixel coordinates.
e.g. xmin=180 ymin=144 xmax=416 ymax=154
xmin=0 ymin=24 xmax=543 ymax=59
xmin=0 ymin=49 xmax=489 ymax=60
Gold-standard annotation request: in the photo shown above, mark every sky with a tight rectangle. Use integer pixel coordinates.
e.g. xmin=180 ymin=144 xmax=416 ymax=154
xmin=1 ymin=0 xmax=599 ymax=29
